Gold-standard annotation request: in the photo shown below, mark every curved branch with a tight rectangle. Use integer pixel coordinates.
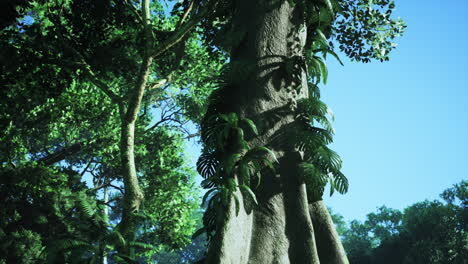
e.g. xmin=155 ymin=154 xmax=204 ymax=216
xmin=151 ymin=0 xmax=215 ymax=58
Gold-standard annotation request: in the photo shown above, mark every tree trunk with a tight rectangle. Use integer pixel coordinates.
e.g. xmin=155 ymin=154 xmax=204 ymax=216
xmin=205 ymin=1 xmax=348 ymax=263
xmin=116 ymin=0 xmax=152 ymax=253
xmin=309 ymin=200 xmax=348 ymax=264
xmin=102 ymin=186 xmax=109 ymax=264
xmin=118 ymin=55 xmax=152 ymax=251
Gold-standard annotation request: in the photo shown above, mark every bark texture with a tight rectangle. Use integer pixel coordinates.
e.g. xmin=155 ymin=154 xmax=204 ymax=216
xmin=117 ymin=0 xmax=152 ymax=251
xmin=205 ymin=1 xmax=348 ymax=263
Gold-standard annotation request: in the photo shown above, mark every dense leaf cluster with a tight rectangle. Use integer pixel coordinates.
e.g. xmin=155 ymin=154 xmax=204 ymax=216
xmin=0 ymin=0 xmax=223 ymax=262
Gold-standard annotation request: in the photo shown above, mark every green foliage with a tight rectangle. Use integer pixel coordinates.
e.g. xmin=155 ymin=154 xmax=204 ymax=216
xmin=338 ymin=181 xmax=467 ymax=264
xmin=302 ymin=0 xmax=406 ymax=63
xmin=296 ymin=82 xmax=349 ymax=200
xmin=0 ymin=0 xmax=221 ymax=262
xmin=334 ymin=0 xmax=407 ymax=62
xmin=0 ymin=166 xmax=100 ymax=263
xmin=152 ymin=211 xmax=208 ymax=264
xmin=196 ymin=109 xmax=276 ymax=241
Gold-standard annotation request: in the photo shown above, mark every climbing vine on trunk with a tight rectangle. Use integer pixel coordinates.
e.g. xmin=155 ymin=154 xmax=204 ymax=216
xmin=195 ymin=0 xmax=405 ymax=263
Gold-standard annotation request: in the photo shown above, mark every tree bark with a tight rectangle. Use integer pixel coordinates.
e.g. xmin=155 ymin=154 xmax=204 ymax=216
xmin=117 ymin=55 xmax=152 ymax=255
xmin=116 ymin=0 xmax=152 ymax=254
xmin=309 ymin=200 xmax=349 ymax=264
xmin=205 ymin=1 xmax=348 ymax=263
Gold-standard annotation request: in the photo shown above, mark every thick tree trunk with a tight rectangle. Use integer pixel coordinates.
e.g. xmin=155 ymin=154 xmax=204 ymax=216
xmin=205 ymin=1 xmax=348 ymax=263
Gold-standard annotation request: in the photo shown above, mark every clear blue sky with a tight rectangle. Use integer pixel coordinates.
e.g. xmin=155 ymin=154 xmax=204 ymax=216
xmin=321 ymin=0 xmax=468 ymax=221
xmin=184 ymin=0 xmax=468 ymax=222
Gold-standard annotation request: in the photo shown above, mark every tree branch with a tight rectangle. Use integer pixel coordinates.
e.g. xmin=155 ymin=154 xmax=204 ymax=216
xmin=80 ymin=159 xmax=93 ymax=176
xmin=124 ymin=0 xmax=144 ymax=26
xmin=176 ymin=0 xmax=195 ymax=28
xmin=79 ymin=61 xmax=123 ymax=106
xmin=56 ymin=35 xmax=124 ymax=106
xmin=151 ymin=0 xmax=215 ymax=58
xmin=185 ymin=132 xmax=200 ymax=139
xmin=38 ymin=142 xmax=83 ymax=166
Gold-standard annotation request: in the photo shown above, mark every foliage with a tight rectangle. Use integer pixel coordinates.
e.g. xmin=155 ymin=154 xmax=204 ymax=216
xmin=337 ymin=181 xmax=467 ymax=264
xmin=334 ymin=0 xmax=407 ymax=62
xmin=152 ymin=211 xmax=208 ymax=264
xmin=0 ymin=166 xmax=98 ymax=263
xmin=196 ymin=110 xmax=276 ymax=241
xmin=0 ymin=0 xmax=222 ymax=262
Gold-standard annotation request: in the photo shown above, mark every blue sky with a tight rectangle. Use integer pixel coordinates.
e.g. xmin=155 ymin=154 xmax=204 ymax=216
xmin=184 ymin=0 xmax=468 ymax=222
xmin=321 ymin=0 xmax=468 ymax=221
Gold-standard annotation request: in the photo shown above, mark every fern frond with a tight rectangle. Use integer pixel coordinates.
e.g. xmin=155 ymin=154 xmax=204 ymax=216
xmin=312 ymin=145 xmax=342 ymax=172
xmin=330 ymin=170 xmax=349 ymax=194
xmin=103 ymin=230 xmax=126 ymax=248
xmin=297 ymin=96 xmax=330 ymax=119
xmin=296 ymin=127 xmax=333 ymax=151
xmin=76 ymin=196 xmax=95 ymax=219
xmin=49 ymin=239 xmax=95 ymax=253
xmin=129 ymin=241 xmax=154 ymax=251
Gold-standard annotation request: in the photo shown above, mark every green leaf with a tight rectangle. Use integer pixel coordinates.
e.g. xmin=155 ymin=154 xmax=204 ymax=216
xmin=316 ymin=29 xmax=329 ymax=48
xmin=333 ymin=171 xmax=349 ymax=194
xmin=219 ymin=112 xmax=238 ymax=127
xmin=248 ymin=146 xmax=279 ymax=163
xmin=202 ymin=188 xmax=219 ymax=207
xmin=317 ymin=58 xmax=328 ymax=84
xmin=239 ymin=184 xmax=258 ymax=205
xmin=329 ymin=178 xmax=336 ymax=196
xmin=197 ymin=151 xmax=220 ymax=179
xmin=201 ymin=176 xmax=217 ymax=189
xmin=238 ymin=160 xmax=252 ymax=186
xmin=233 ymin=193 xmax=241 ymax=216
xmin=326 ymin=48 xmax=344 ymax=66
xmin=254 ymin=171 xmax=262 ymax=189
xmin=262 ymin=159 xmax=276 ymax=173
xmin=243 ymin=118 xmax=258 ymax=135
xmin=129 ymin=241 xmax=155 ymax=251
xmin=323 ymin=0 xmax=334 ymax=14
xmin=77 ymin=196 xmax=94 ymax=218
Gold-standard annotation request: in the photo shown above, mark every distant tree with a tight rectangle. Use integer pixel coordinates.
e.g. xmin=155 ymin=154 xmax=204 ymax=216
xmin=340 ymin=181 xmax=467 ymax=264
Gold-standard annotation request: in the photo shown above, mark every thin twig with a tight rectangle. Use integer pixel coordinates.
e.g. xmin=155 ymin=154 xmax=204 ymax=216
xmin=80 ymin=159 xmax=93 ymax=176
xmin=176 ymin=0 xmax=195 ymax=28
